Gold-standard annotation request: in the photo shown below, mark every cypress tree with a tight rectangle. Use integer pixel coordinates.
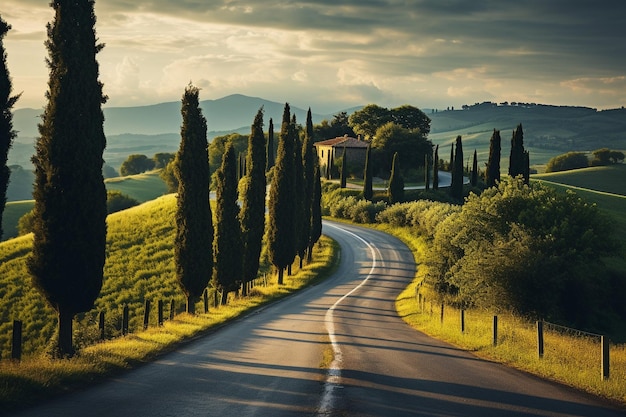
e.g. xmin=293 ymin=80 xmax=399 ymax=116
xmin=471 ymin=149 xmax=478 ymax=187
xmin=388 ymin=152 xmax=404 ymax=204
xmin=0 ymin=16 xmax=18 ymax=239
xmin=28 ymin=0 xmax=108 ymax=357
xmin=266 ymin=118 xmax=274 ymax=172
xmin=424 ymin=153 xmax=430 ymax=190
xmin=308 ymin=163 xmax=322 ymax=262
xmin=173 ymin=85 xmax=213 ymax=314
xmin=340 ymin=146 xmax=347 ymax=188
xmin=302 ymin=108 xmax=316 ymax=263
xmin=523 ymin=150 xmax=530 ymax=184
xmin=294 ymin=128 xmax=307 ymax=269
xmin=450 ymin=135 xmax=464 ymax=200
xmin=485 ymin=129 xmax=501 ymax=187
xmin=239 ymin=107 xmax=266 ymax=296
xmin=449 ymin=142 xmax=454 ymax=171
xmin=363 ymin=145 xmax=373 ymax=200
xmin=267 ymin=103 xmax=296 ymax=285
xmin=433 ymin=145 xmax=439 ymax=190
xmin=509 ymin=123 xmax=526 ymax=179
xmin=213 ymin=142 xmax=242 ymax=305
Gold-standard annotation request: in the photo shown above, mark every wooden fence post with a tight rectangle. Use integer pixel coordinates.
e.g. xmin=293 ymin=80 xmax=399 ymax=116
xmin=493 ymin=315 xmax=498 ymax=347
xmin=203 ymin=289 xmax=209 ymax=314
xmin=143 ymin=300 xmax=151 ymax=330
xmin=11 ymin=320 xmax=22 ymax=361
xmin=122 ymin=305 xmax=129 ymax=335
xmin=99 ymin=311 xmax=105 ymax=340
xmin=602 ymin=336 xmax=610 ymax=380
xmin=460 ymin=309 xmax=465 ymax=333
xmin=537 ymin=320 xmax=544 ymax=358
xmin=440 ymin=303 xmax=444 ymax=324
xmin=158 ymin=300 xmax=164 ymax=326
xmin=169 ymin=299 xmax=175 ymax=321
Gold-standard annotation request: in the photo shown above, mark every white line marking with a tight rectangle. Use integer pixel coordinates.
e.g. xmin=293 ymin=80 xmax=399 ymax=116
xmin=317 ymin=223 xmax=378 ymax=416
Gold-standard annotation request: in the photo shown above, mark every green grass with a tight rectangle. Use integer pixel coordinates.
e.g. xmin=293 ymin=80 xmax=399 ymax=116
xmin=533 ymin=165 xmax=626 ymax=196
xmin=104 ymin=170 xmax=168 ymax=202
xmin=0 ymin=196 xmax=339 ymax=411
xmin=1 ymin=200 xmax=34 ymax=241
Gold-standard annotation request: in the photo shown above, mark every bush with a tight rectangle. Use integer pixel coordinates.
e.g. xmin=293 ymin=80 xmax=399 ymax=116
xmin=545 ymin=152 xmax=588 ymax=172
xmin=120 ymin=154 xmax=155 ymax=176
xmin=107 ymin=190 xmax=139 ymax=214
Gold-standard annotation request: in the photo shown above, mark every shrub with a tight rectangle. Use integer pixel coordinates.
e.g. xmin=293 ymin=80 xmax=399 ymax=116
xmin=545 ymin=152 xmax=589 ymax=172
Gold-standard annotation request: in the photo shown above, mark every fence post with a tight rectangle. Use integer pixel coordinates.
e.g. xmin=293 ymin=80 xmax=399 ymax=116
xmin=158 ymin=300 xmax=164 ymax=326
xmin=602 ymin=336 xmax=610 ymax=380
xmin=203 ymin=289 xmax=209 ymax=314
xmin=493 ymin=315 xmax=498 ymax=347
xmin=143 ymin=300 xmax=151 ymax=330
xmin=169 ymin=299 xmax=175 ymax=321
xmin=537 ymin=320 xmax=544 ymax=358
xmin=11 ymin=320 xmax=22 ymax=361
xmin=440 ymin=303 xmax=444 ymax=324
xmin=122 ymin=305 xmax=129 ymax=335
xmin=99 ymin=311 xmax=105 ymax=340
xmin=460 ymin=309 xmax=465 ymax=334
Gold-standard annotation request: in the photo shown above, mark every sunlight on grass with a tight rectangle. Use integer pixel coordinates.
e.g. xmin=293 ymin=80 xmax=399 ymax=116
xmin=0 ymin=234 xmax=338 ymax=411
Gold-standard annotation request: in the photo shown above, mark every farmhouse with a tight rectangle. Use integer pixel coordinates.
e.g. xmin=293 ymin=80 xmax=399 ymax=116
xmin=314 ymin=135 xmax=369 ymax=178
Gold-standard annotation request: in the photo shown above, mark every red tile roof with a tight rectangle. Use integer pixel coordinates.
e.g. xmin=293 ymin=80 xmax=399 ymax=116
xmin=314 ymin=135 xmax=369 ymax=148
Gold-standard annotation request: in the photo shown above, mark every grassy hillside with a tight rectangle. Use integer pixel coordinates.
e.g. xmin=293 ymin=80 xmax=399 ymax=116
xmin=104 ymin=170 xmax=169 ymax=202
xmin=2 ymin=200 xmax=34 ymax=241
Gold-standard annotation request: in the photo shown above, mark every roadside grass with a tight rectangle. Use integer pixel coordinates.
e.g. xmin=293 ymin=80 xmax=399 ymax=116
xmin=0 ymin=234 xmax=339 ymax=412
xmin=385 ymin=223 xmax=626 ymax=406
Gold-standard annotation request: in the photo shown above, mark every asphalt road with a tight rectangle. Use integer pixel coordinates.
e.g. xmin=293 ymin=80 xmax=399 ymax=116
xmin=10 ymin=221 xmax=625 ymax=417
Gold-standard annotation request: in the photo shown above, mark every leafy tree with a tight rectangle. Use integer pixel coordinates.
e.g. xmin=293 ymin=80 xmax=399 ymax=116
xmin=340 ymin=146 xmax=348 ymax=188
xmin=153 ymin=152 xmax=175 ymax=169
xmin=239 ymin=108 xmax=266 ymax=296
xmin=509 ymin=123 xmax=527 ymax=181
xmin=485 ymin=129 xmax=501 ymax=187
xmin=349 ymin=104 xmax=392 ymax=141
xmin=160 ymin=158 xmax=178 ymax=193
xmin=17 ymin=208 xmax=35 ymax=236
xmin=213 ymin=142 xmax=242 ymax=305
xmin=363 ymin=145 xmax=373 ymax=200
xmin=432 ymin=145 xmax=439 ymax=190
xmin=313 ymin=111 xmax=356 ymax=141
xmin=391 ymin=104 xmax=431 ymax=135
xmin=0 ymin=16 xmax=18 ymax=239
xmin=590 ymin=148 xmax=625 ymax=166
xmin=266 ymin=118 xmax=275 ymax=172
xmin=545 ymin=152 xmax=588 ymax=173
xmin=450 ymin=136 xmax=464 ymax=200
xmin=208 ymin=133 xmax=248 ymax=175
xmin=120 ymin=154 xmax=155 ymax=176
xmin=102 ymin=164 xmax=118 ymax=179
xmin=470 ymin=149 xmax=478 ymax=187
xmin=106 ymin=190 xmax=139 ymax=214
xmin=308 ymin=164 xmax=322 ymax=262
xmin=371 ymin=121 xmax=432 ymax=174
xmin=267 ymin=103 xmax=296 ymax=285
xmin=174 ymin=85 xmax=213 ymax=314
xmin=388 ymin=152 xmax=404 ymax=204
xmin=28 ymin=0 xmax=108 ymax=357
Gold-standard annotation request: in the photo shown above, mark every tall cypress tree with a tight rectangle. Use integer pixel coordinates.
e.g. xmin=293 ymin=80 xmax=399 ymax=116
xmin=28 ymin=0 xmax=107 ymax=357
xmin=174 ymin=85 xmax=213 ymax=314
xmin=424 ymin=153 xmax=430 ymax=190
xmin=523 ymin=150 xmax=530 ymax=184
xmin=433 ymin=145 xmax=439 ymax=190
xmin=509 ymin=123 xmax=526 ymax=179
xmin=214 ymin=142 xmax=242 ymax=305
xmin=294 ymin=127 xmax=307 ymax=269
xmin=340 ymin=146 xmax=347 ymax=188
xmin=268 ymin=103 xmax=296 ymax=285
xmin=388 ymin=152 xmax=404 ymax=204
xmin=449 ymin=142 xmax=454 ymax=171
xmin=266 ymin=117 xmax=275 ymax=172
xmin=450 ymin=135 xmax=464 ymax=200
xmin=239 ymin=107 xmax=266 ymax=296
xmin=0 ymin=16 xmax=18 ymax=239
xmin=302 ymin=108 xmax=316 ymax=263
xmin=308 ymin=163 xmax=322 ymax=262
xmin=485 ymin=129 xmax=501 ymax=187
xmin=363 ymin=145 xmax=373 ymax=200
xmin=471 ymin=149 xmax=478 ymax=187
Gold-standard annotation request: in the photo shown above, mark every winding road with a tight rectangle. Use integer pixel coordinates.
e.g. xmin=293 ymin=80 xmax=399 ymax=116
xmin=10 ymin=221 xmax=624 ymax=416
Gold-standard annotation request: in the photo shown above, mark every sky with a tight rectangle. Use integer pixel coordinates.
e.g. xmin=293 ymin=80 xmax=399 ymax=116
xmin=2 ymin=1 xmax=626 ymax=113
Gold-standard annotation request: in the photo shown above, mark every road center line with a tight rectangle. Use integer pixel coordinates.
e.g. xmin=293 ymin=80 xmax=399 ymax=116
xmin=317 ymin=223 xmax=379 ymax=416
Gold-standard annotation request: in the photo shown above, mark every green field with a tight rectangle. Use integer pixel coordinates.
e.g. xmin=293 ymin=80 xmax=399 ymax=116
xmin=104 ymin=170 xmax=169 ymax=202
xmin=1 ymin=200 xmax=35 ymax=241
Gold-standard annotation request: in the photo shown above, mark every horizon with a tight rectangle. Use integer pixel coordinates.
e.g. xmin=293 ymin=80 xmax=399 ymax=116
xmin=2 ymin=2 xmax=626 ymax=113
